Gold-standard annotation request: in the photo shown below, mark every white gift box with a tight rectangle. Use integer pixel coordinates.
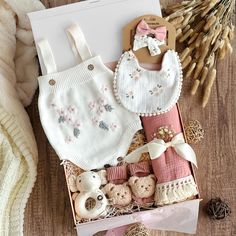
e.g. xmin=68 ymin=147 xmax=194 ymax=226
xmin=75 ymin=199 xmax=200 ymax=236
xmin=28 ymin=0 xmax=162 ymax=75
xmin=28 ymin=1 xmax=200 ymax=235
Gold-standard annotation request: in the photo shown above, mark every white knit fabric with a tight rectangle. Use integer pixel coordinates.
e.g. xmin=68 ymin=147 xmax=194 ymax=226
xmin=37 ymin=25 xmax=142 ymax=170
xmin=1 ymin=0 xmax=44 ymax=107
xmin=114 ymin=50 xmax=183 ymax=116
xmin=0 ymin=0 xmax=44 ymax=235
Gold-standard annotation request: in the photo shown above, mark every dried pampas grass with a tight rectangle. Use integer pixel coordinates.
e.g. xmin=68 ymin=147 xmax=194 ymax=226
xmin=164 ymin=0 xmax=235 ymax=107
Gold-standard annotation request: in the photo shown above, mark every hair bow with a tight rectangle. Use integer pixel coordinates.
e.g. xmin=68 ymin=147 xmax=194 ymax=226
xmin=133 ymin=20 xmax=167 ymax=56
xmin=136 ymin=19 xmax=167 ymax=41
xmin=124 ymin=133 xmax=197 ymax=167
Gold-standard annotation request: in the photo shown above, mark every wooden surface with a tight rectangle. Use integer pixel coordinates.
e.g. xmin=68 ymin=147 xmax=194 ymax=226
xmin=24 ymin=0 xmax=236 ymax=235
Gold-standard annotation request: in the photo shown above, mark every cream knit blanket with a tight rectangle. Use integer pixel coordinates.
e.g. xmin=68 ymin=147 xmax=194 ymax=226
xmin=0 ymin=0 xmax=44 ymax=235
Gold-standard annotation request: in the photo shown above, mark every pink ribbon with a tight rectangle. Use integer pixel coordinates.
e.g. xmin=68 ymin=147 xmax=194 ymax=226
xmin=136 ymin=19 xmax=167 ymax=41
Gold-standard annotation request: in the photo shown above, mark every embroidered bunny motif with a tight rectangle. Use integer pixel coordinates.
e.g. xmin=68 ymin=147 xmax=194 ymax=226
xmin=51 ymin=104 xmax=82 ymax=143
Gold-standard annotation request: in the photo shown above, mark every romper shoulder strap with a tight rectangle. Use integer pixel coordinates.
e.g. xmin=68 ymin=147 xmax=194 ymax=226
xmin=36 ymin=40 xmax=57 ymax=75
xmin=66 ymin=24 xmax=93 ymax=62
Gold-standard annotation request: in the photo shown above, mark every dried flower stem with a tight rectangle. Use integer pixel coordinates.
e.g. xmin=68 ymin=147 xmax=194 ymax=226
xmin=202 ymin=69 xmax=217 ymax=107
xmin=191 ymin=79 xmax=200 ymax=95
xmin=164 ymin=0 xmax=235 ymax=107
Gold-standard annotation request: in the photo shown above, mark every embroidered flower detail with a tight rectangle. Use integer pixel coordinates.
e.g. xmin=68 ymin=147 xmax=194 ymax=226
xmin=59 ymin=109 xmax=65 ymax=116
xmin=166 ymin=68 xmax=171 ymax=78
xmin=73 ymin=128 xmax=80 ymax=138
xmin=110 ymin=123 xmax=118 ymax=131
xmin=126 ymin=91 xmax=134 ymax=99
xmin=101 ymin=85 xmax=109 ymax=93
xmin=65 ymin=136 xmax=73 ymax=144
xmin=51 ymin=103 xmax=82 ymax=142
xmin=60 ymin=117 xmax=66 ymax=124
xmin=90 ymin=98 xmax=114 ymax=116
xmin=126 ymin=52 xmax=135 ymax=61
xmin=104 ymin=104 xmax=113 ymax=112
xmin=92 ymin=117 xmax=99 ymax=125
xmin=162 ymin=70 xmax=171 ymax=79
xmin=99 ymin=121 xmax=109 ymax=131
xmin=98 ymin=97 xmax=106 ymax=105
xmin=97 ymin=106 xmax=105 ymax=115
xmin=129 ymin=68 xmax=141 ymax=80
xmin=151 ymin=126 xmax=176 ymax=142
xmin=65 ymin=115 xmax=74 ymax=125
xmin=88 ymin=101 xmax=96 ymax=111
xmin=73 ymin=120 xmax=82 ymax=128
xmin=88 ymin=97 xmax=117 ymax=132
xmin=67 ymin=105 xmax=77 ymax=114
xmin=149 ymin=84 xmax=164 ymax=96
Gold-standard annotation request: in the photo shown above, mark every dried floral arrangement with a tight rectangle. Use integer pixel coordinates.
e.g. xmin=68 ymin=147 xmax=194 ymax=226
xmin=206 ymin=198 xmax=231 ymax=220
xmin=184 ymin=120 xmax=204 ymax=144
xmin=125 ymin=223 xmax=149 ymax=236
xmin=164 ymin=0 xmax=235 ymax=107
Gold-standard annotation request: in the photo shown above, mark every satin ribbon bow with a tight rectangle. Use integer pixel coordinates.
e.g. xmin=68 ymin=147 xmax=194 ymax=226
xmin=133 ymin=20 xmax=167 ymax=56
xmin=124 ymin=133 xmax=197 ymax=167
xmin=136 ymin=19 xmax=167 ymax=41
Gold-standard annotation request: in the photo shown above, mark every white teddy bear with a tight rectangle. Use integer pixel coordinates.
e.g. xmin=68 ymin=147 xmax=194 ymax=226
xmin=72 ymin=171 xmax=108 ymax=219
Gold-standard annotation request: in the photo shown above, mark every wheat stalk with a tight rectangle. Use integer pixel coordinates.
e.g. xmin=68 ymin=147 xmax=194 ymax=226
xmin=164 ymin=0 xmax=235 ymax=107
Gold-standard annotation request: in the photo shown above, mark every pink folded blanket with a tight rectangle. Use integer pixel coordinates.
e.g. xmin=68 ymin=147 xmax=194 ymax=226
xmin=142 ymin=105 xmax=198 ymax=205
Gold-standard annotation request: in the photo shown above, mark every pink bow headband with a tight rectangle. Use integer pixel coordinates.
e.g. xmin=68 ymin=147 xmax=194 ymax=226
xmin=136 ymin=19 xmax=167 ymax=41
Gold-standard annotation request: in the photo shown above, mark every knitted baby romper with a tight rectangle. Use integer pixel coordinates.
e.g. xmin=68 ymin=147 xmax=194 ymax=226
xmin=37 ymin=24 xmax=142 ymax=170
xmin=142 ymin=105 xmax=198 ymax=205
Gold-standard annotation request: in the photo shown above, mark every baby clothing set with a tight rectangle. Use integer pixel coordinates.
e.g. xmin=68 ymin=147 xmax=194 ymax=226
xmin=119 ymin=50 xmax=198 ymax=205
xmin=37 ymin=20 xmax=198 ymax=208
xmin=114 ymin=19 xmax=198 ymax=205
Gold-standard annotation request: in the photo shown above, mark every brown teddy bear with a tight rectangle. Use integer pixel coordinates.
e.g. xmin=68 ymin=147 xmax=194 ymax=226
xmin=128 ymin=174 xmax=156 ymax=205
xmin=102 ymin=182 xmax=132 ymax=207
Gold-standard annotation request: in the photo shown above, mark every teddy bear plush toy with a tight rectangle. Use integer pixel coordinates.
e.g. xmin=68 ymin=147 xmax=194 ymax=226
xmin=73 ymin=171 xmax=108 ymax=219
xmin=128 ymin=174 xmax=156 ymax=205
xmin=102 ymin=182 xmax=132 ymax=207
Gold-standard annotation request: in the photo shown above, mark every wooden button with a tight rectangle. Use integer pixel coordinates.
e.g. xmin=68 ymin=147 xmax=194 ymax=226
xmin=97 ymin=195 xmax=103 ymax=201
xmin=117 ymin=157 xmax=123 ymax=162
xmin=104 ymin=164 xmax=111 ymax=168
xmin=88 ymin=64 xmax=94 ymax=71
xmin=49 ymin=79 xmax=56 ymax=86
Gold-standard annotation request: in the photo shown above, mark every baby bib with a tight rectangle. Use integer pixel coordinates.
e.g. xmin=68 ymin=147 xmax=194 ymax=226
xmin=114 ymin=50 xmax=183 ymax=116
